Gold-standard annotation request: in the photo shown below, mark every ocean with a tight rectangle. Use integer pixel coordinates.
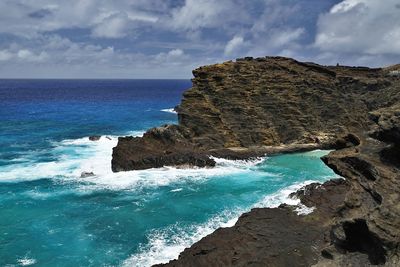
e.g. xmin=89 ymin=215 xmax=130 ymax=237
xmin=0 ymin=79 xmax=338 ymax=266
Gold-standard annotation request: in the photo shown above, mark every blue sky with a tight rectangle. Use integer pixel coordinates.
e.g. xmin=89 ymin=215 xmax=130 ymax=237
xmin=0 ymin=0 xmax=399 ymax=78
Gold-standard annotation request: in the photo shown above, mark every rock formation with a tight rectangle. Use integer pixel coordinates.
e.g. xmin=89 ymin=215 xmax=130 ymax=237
xmin=112 ymin=56 xmax=400 ymax=266
xmin=89 ymin=135 xmax=101 ymax=141
xmin=112 ymin=57 xmax=398 ymax=171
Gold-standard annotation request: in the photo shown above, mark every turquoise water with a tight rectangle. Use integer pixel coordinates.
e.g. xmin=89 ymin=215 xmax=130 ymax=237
xmin=0 ymin=80 xmax=338 ymax=266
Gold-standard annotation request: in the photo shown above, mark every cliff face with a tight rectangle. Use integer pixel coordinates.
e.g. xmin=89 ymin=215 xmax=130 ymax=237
xmin=112 ymin=57 xmax=398 ymax=171
xmin=157 ymin=108 xmax=400 ymax=267
xmin=112 ymin=56 xmax=400 ymax=266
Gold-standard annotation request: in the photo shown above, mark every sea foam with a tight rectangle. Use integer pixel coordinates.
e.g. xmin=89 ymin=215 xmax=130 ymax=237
xmin=0 ymin=130 xmax=266 ymax=192
xmin=122 ymin=179 xmax=320 ymax=267
xmin=160 ymin=108 xmax=177 ymax=114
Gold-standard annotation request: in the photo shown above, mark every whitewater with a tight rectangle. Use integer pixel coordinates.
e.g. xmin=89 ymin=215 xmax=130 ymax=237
xmin=0 ymin=129 xmax=336 ymax=266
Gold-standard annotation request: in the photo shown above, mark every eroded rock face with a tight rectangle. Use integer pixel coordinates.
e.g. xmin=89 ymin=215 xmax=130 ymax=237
xmin=111 ymin=56 xmax=400 ymax=266
xmin=319 ymin=106 xmax=400 ymax=266
xmin=157 ymin=109 xmax=400 ymax=266
xmin=112 ymin=56 xmax=399 ymax=171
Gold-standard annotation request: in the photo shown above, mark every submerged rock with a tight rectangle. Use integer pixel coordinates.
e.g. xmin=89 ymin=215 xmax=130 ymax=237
xmin=89 ymin=135 xmax=101 ymax=141
xmin=80 ymin=171 xmax=95 ymax=178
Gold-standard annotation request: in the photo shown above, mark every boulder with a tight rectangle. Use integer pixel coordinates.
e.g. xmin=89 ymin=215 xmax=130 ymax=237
xmin=89 ymin=135 xmax=101 ymax=141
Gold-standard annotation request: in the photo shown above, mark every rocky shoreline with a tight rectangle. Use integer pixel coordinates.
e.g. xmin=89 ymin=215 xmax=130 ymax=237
xmin=112 ymin=57 xmax=399 ymax=266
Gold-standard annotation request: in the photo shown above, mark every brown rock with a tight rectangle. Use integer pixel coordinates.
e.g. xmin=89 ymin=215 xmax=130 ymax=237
xmin=112 ymin=56 xmax=399 ymax=171
xmin=110 ymin=56 xmax=400 ymax=266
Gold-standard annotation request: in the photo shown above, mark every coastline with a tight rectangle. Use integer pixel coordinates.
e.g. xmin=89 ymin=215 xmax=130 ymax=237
xmin=113 ymin=56 xmax=400 ymax=266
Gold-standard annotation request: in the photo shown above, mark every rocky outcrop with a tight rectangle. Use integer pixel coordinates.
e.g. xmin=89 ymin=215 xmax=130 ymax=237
xmin=112 ymin=56 xmax=400 ymax=266
xmin=156 ymin=105 xmax=400 ymax=266
xmin=112 ymin=56 xmax=398 ymax=171
xmin=111 ymin=125 xmax=215 ymax=171
xmin=155 ymin=179 xmax=350 ymax=267
xmin=156 ymin=107 xmax=400 ymax=266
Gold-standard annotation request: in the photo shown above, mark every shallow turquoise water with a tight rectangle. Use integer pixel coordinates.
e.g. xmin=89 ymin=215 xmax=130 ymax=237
xmin=0 ymin=149 xmax=337 ymax=266
xmin=0 ymin=80 xmax=338 ymax=266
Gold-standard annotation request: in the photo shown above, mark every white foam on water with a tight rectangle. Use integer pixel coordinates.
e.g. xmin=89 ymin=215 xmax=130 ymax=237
xmin=170 ymin=188 xmax=183 ymax=192
xmin=122 ymin=209 xmax=241 ymax=267
xmin=0 ymin=131 xmax=143 ymax=183
xmin=122 ymin=180 xmax=321 ymax=267
xmin=75 ymin=156 xmax=264 ymax=191
xmin=17 ymin=257 xmax=36 ymax=266
xmin=160 ymin=108 xmax=177 ymax=114
xmin=0 ymin=130 xmax=268 ymax=192
xmin=254 ymin=180 xmax=317 ymax=208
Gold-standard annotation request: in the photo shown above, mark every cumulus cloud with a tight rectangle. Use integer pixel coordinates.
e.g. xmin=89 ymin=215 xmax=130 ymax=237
xmin=169 ymin=0 xmax=236 ymax=31
xmin=0 ymin=0 xmax=399 ymax=77
xmin=92 ymin=14 xmax=129 ymax=38
xmin=315 ymin=0 xmax=400 ymax=55
xmin=17 ymin=49 xmax=48 ymax=62
xmin=224 ymin=36 xmax=245 ymax=56
xmin=154 ymin=49 xmax=189 ymax=66
xmin=0 ymin=49 xmax=48 ymax=62
xmin=0 ymin=0 xmax=158 ymax=38
xmin=0 ymin=50 xmax=13 ymax=61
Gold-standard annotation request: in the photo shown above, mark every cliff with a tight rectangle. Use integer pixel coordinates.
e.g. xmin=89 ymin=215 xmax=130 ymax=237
xmin=112 ymin=57 xmax=400 ymax=266
xmin=112 ymin=57 xmax=397 ymax=171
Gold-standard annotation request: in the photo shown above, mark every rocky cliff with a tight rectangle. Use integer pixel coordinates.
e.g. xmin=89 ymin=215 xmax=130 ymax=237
xmin=112 ymin=57 xmax=397 ymax=171
xmin=112 ymin=57 xmax=400 ymax=266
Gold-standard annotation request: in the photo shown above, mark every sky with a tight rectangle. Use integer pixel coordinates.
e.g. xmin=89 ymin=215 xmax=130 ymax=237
xmin=0 ymin=0 xmax=399 ymax=78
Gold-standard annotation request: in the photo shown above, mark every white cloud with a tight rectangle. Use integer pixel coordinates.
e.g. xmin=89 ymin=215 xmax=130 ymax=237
xmin=168 ymin=49 xmax=184 ymax=57
xmin=268 ymin=28 xmax=305 ymax=48
xmin=169 ymin=0 xmax=238 ymax=31
xmin=0 ymin=0 xmax=399 ymax=78
xmin=18 ymin=49 xmax=48 ymax=62
xmin=224 ymin=36 xmax=245 ymax=56
xmin=0 ymin=50 xmax=13 ymax=61
xmin=315 ymin=0 xmax=400 ymax=55
xmin=0 ymin=49 xmax=48 ymax=62
xmin=92 ymin=14 xmax=129 ymax=38
xmin=0 ymin=0 xmax=159 ymax=39
xmin=154 ymin=49 xmax=188 ymax=65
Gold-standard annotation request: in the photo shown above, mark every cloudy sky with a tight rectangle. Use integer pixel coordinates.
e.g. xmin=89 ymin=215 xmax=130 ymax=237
xmin=0 ymin=0 xmax=399 ymax=78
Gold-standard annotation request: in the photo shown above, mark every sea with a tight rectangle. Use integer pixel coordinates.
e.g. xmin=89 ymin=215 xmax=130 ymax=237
xmin=0 ymin=79 xmax=338 ymax=267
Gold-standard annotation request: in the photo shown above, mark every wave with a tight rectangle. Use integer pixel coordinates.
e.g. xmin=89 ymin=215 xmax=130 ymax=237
xmin=122 ymin=209 xmax=241 ymax=267
xmin=160 ymin=108 xmax=177 ymax=114
xmin=122 ymin=179 xmax=320 ymax=267
xmin=0 ymin=130 xmax=267 ymax=191
xmin=0 ymin=131 xmax=144 ymax=183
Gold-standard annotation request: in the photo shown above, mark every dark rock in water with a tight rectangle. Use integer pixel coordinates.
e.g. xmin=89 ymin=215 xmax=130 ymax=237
xmin=106 ymin=136 xmax=112 ymax=140
xmin=110 ymin=56 xmax=400 ymax=266
xmin=112 ymin=125 xmax=216 ymax=171
xmin=80 ymin=171 xmax=95 ymax=178
xmin=89 ymin=136 xmax=101 ymax=141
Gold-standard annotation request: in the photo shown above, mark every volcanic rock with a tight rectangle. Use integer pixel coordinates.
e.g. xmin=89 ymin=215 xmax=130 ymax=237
xmin=111 ymin=56 xmax=400 ymax=266
xmin=112 ymin=56 xmax=398 ymax=171
xmin=89 ymin=135 xmax=101 ymax=141
xmin=80 ymin=171 xmax=95 ymax=178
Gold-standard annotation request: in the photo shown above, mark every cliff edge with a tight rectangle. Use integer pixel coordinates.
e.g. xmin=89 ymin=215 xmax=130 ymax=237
xmin=112 ymin=57 xmax=397 ymax=171
xmin=112 ymin=57 xmax=400 ymax=266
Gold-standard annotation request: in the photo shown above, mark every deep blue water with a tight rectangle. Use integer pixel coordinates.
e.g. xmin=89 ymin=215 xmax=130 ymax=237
xmin=0 ymin=80 xmax=338 ymax=266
